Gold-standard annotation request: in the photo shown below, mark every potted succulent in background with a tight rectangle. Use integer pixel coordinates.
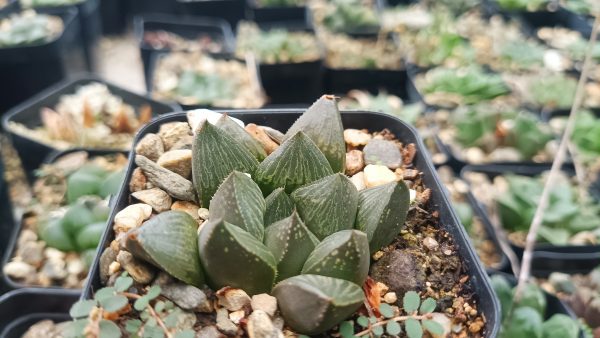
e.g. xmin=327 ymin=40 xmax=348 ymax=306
xmin=312 ymin=0 xmax=380 ymax=37
xmin=235 ymin=21 xmax=323 ymax=104
xmin=1 ymin=150 xmax=126 ymax=289
xmin=66 ymin=95 xmax=498 ymax=337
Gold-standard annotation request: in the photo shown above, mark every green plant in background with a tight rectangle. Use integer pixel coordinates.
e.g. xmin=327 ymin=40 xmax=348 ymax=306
xmin=562 ymin=37 xmax=600 ymax=62
xmin=257 ymin=0 xmax=304 ymax=7
xmin=561 ymin=0 xmax=599 ymax=15
xmin=571 ymin=110 xmax=600 ymax=160
xmin=529 ymin=73 xmax=577 ymax=110
xmin=495 ymin=174 xmax=600 ymax=245
xmin=236 ymin=22 xmax=321 ymax=64
xmin=491 ymin=275 xmax=580 ymax=338
xmin=422 ymin=66 xmax=511 ymax=105
xmin=175 ymin=70 xmax=235 ymax=106
xmin=495 ymin=0 xmax=548 ymax=11
xmin=20 ymin=0 xmax=82 ymax=7
xmin=339 ymin=90 xmax=425 ymax=125
xmin=453 ymin=107 xmax=554 ymax=159
xmin=0 ymin=10 xmax=63 ymax=47
xmin=323 ymin=0 xmax=379 ymax=34
xmin=498 ymin=39 xmax=546 ymax=71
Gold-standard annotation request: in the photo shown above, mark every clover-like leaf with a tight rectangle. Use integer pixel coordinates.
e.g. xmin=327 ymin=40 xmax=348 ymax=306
xmin=216 ymin=114 xmax=267 ymax=161
xmin=291 ymin=173 xmax=359 ymax=240
xmin=355 ymin=181 xmax=410 ymax=254
xmin=379 ymin=303 xmax=394 ymax=318
xmin=209 ymin=171 xmax=266 ymax=240
xmin=339 ymin=321 xmax=355 ymax=338
xmin=419 ymin=298 xmax=436 ymax=314
xmin=264 ymin=188 xmax=295 ymax=226
xmin=422 ymin=319 xmax=444 ymax=336
xmin=302 ymin=230 xmax=369 ymax=285
xmin=502 ymin=307 xmax=543 ymax=338
xmin=403 ymin=291 xmax=420 ymax=314
xmin=70 ymin=300 xmax=97 ymax=319
xmin=405 ymin=318 xmax=423 ymax=338
xmin=126 ymin=211 xmax=204 ymax=287
xmin=125 ymin=319 xmax=142 ymax=334
xmin=94 ymin=287 xmax=116 ymax=303
xmin=372 ymin=325 xmax=384 ymax=336
xmin=198 ymin=218 xmax=277 ymax=295
xmin=284 ymin=95 xmax=346 ymax=172
xmin=114 ymin=275 xmax=133 ymax=292
xmin=174 ymin=330 xmax=196 ymax=338
xmin=100 ymin=295 xmax=128 ymax=313
xmin=273 ymin=274 xmax=364 ymax=335
xmin=386 ymin=321 xmax=402 ymax=335
xmin=541 ymin=314 xmax=580 ymax=338
xmin=134 ymin=296 xmax=150 ymax=311
xmin=99 ymin=320 xmax=121 ymax=338
xmin=256 ymin=131 xmax=333 ymax=194
xmin=357 ymin=316 xmax=369 ymax=328
xmin=264 ymin=211 xmax=319 ymax=282
xmin=192 ymin=120 xmax=259 ymax=207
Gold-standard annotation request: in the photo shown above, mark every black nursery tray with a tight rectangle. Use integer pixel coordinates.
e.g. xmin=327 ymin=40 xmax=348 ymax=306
xmin=0 ymin=154 xmax=15 ymax=294
xmin=0 ymin=288 xmax=78 ymax=338
xmin=134 ymin=13 xmax=235 ymax=90
xmin=81 ymin=110 xmax=501 ymax=337
xmin=246 ymin=0 xmax=308 ymax=24
xmin=2 ymin=73 xmax=180 ymax=180
xmin=175 ymin=0 xmax=246 ymax=29
xmin=463 ymin=164 xmax=600 ymax=276
xmin=1 ymin=148 xmax=128 ymax=291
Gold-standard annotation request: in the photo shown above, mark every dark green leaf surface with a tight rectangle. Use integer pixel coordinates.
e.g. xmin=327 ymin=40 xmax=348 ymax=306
xmin=264 ymin=188 xmax=295 ymax=226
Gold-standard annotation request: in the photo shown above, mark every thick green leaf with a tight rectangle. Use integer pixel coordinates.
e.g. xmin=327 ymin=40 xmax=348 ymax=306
xmin=491 ymin=275 xmax=513 ymax=320
xmin=514 ymin=283 xmax=546 ymax=317
xmin=405 ymin=318 xmax=423 ymax=338
xmin=192 ymin=120 xmax=259 ymax=207
xmin=541 ymin=314 xmax=579 ymax=338
xmin=502 ymin=307 xmax=542 ymax=338
xmin=99 ymin=169 xmax=126 ymax=198
xmin=272 ymin=274 xmax=364 ymax=335
xmin=403 ymin=291 xmax=420 ymax=313
xmin=302 ymin=230 xmax=369 ymax=285
xmin=70 ymin=300 xmax=97 ymax=319
xmin=39 ymin=218 xmax=76 ymax=252
xmin=198 ymin=218 xmax=277 ymax=295
xmin=126 ymin=211 xmax=204 ymax=287
xmin=75 ymin=222 xmax=105 ymax=250
xmin=264 ymin=188 xmax=295 ymax=226
xmin=291 ymin=173 xmax=359 ymax=240
xmin=264 ymin=211 xmax=319 ymax=281
xmin=216 ymin=114 xmax=267 ymax=161
xmin=62 ymin=203 xmax=95 ymax=235
xmin=355 ymin=181 xmax=410 ymax=254
xmin=209 ymin=171 xmax=266 ymax=240
xmin=255 ymin=131 xmax=333 ymax=194
xmin=284 ymin=95 xmax=346 ymax=172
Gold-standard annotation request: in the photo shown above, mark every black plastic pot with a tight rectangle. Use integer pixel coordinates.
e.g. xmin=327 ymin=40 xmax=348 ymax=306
xmin=134 ymin=14 xmax=235 ymax=90
xmin=0 ymin=6 xmax=86 ymax=117
xmin=176 ymin=0 xmax=246 ymax=29
xmin=0 ymin=155 xmax=15 ymax=294
xmin=463 ymin=164 xmax=600 ymax=276
xmin=1 ymin=148 xmax=128 ymax=291
xmin=100 ymin=0 xmax=128 ymax=35
xmin=129 ymin=0 xmax=177 ymax=16
xmin=0 ymin=0 xmax=16 ymax=13
xmin=82 ymin=110 xmax=501 ymax=336
xmin=246 ymin=0 xmax=308 ymax=24
xmin=2 ymin=73 xmax=180 ymax=181
xmin=0 ymin=288 xmax=78 ymax=337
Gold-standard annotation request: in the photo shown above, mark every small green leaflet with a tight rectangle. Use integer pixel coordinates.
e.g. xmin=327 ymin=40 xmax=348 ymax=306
xmin=69 ymin=299 xmax=96 ymax=319
xmin=419 ymin=298 xmax=437 ymax=314
xmin=403 ymin=291 xmax=420 ymax=313
xmin=405 ymin=318 xmax=423 ymax=338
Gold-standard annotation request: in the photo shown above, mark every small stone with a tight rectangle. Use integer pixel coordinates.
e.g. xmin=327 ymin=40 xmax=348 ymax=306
xmin=423 ymin=237 xmax=439 ymax=251
xmin=443 ymin=249 xmax=452 ymax=256
xmin=402 ymin=143 xmax=417 ymax=165
xmin=375 ymin=282 xmax=389 ymax=296
xmin=488 ymin=147 xmax=522 ymax=162
xmin=171 ymin=201 xmax=200 ymax=221
xmin=197 ymin=326 xmax=226 ymax=338
xmin=245 ymin=123 xmax=279 ymax=154
xmin=370 ymin=249 xmax=426 ymax=295
xmin=372 ymin=251 xmax=384 ymax=260
xmin=429 ymin=313 xmax=452 ymax=338
xmin=464 ymin=147 xmax=485 ymax=164
xmin=44 ymin=247 xmax=65 ymax=260
xmin=216 ymin=308 xmax=238 ymax=335
xmin=363 ymin=139 xmax=403 ymax=169
xmin=17 ymin=241 xmax=44 ymax=267
xmin=402 ymin=169 xmax=420 ymax=180
xmin=229 ymin=310 xmax=245 ymax=324
xmin=170 ymin=135 xmax=193 ymax=150
xmin=67 ymin=258 xmax=85 ymax=275
xmin=17 ymin=229 xmax=37 ymax=247
xmin=129 ymin=168 xmax=148 ymax=192
xmin=113 ymin=203 xmax=153 ymax=234
xmin=22 ymin=320 xmax=62 ymax=338
xmin=3 ymin=261 xmax=35 ymax=279
xmin=272 ymin=316 xmax=285 ymax=330
xmin=247 ymin=310 xmax=277 ymax=338
xmin=116 ymin=251 xmax=155 ymax=284
xmin=135 ymin=133 xmax=164 ymax=161
xmin=198 ymin=207 xmax=210 ymax=220
xmin=160 ymin=282 xmax=213 ymax=312
xmin=99 ymin=246 xmax=118 ymax=284
xmin=350 ymin=172 xmax=366 ymax=191
xmin=159 ymin=122 xmax=191 ymax=150
xmin=251 ymin=294 xmax=278 ymax=316
xmin=383 ymin=292 xmax=398 ymax=304
xmin=174 ymin=311 xmax=197 ymax=331
xmin=364 ymin=164 xmax=398 ymax=188
xmin=344 ymin=129 xmax=372 ymax=146
xmin=345 ymin=150 xmax=365 ymax=176
xmin=132 ymin=188 xmax=172 ymax=213
xmin=217 ymin=288 xmax=252 ymax=311
xmin=108 ymin=261 xmax=121 ymax=275
xmin=157 ymin=149 xmax=193 ymax=178
xmin=41 ymin=259 xmax=67 ymax=280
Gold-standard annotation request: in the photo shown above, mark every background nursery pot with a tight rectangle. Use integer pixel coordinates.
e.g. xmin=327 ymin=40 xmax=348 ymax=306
xmin=2 ymin=73 xmax=180 ymax=181
xmin=0 ymin=288 xmax=78 ymax=337
xmin=134 ymin=14 xmax=235 ymax=89
xmin=175 ymin=0 xmax=245 ymax=29
xmin=463 ymin=164 xmax=600 ymax=276
xmin=82 ymin=109 xmax=501 ymax=337
xmin=246 ymin=0 xmax=308 ymax=24
xmin=1 ymin=148 xmax=127 ymax=291
xmin=0 ymin=154 xmax=15 ymax=292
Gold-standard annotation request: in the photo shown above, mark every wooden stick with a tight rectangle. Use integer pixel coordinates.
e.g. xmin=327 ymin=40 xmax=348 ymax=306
xmin=514 ymin=15 xmax=600 ymax=299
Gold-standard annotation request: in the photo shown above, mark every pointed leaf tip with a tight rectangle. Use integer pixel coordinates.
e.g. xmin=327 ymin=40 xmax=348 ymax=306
xmin=264 ymin=188 xmax=295 ymax=226
xmin=216 ymin=114 xmax=267 ymax=161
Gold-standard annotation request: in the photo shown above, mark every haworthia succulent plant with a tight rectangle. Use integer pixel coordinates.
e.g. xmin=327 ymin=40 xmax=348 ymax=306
xmin=192 ymin=121 xmax=259 ymax=207
xmin=291 ymin=173 xmax=359 ymax=240
xmin=355 ymin=181 xmax=410 ymax=254
xmin=125 ymin=211 xmax=204 ymax=287
xmin=272 ymin=274 xmax=364 ymax=335
xmin=198 ymin=218 xmax=277 ymax=295
xmin=255 ymin=131 xmax=333 ymax=194
xmin=264 ymin=188 xmax=295 ymax=226
xmin=209 ymin=171 xmax=266 ymax=240
xmin=216 ymin=114 xmax=267 ymax=161
xmin=301 ymin=230 xmax=369 ymax=285
xmin=264 ymin=211 xmax=320 ymax=282
xmin=284 ymin=95 xmax=346 ymax=173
